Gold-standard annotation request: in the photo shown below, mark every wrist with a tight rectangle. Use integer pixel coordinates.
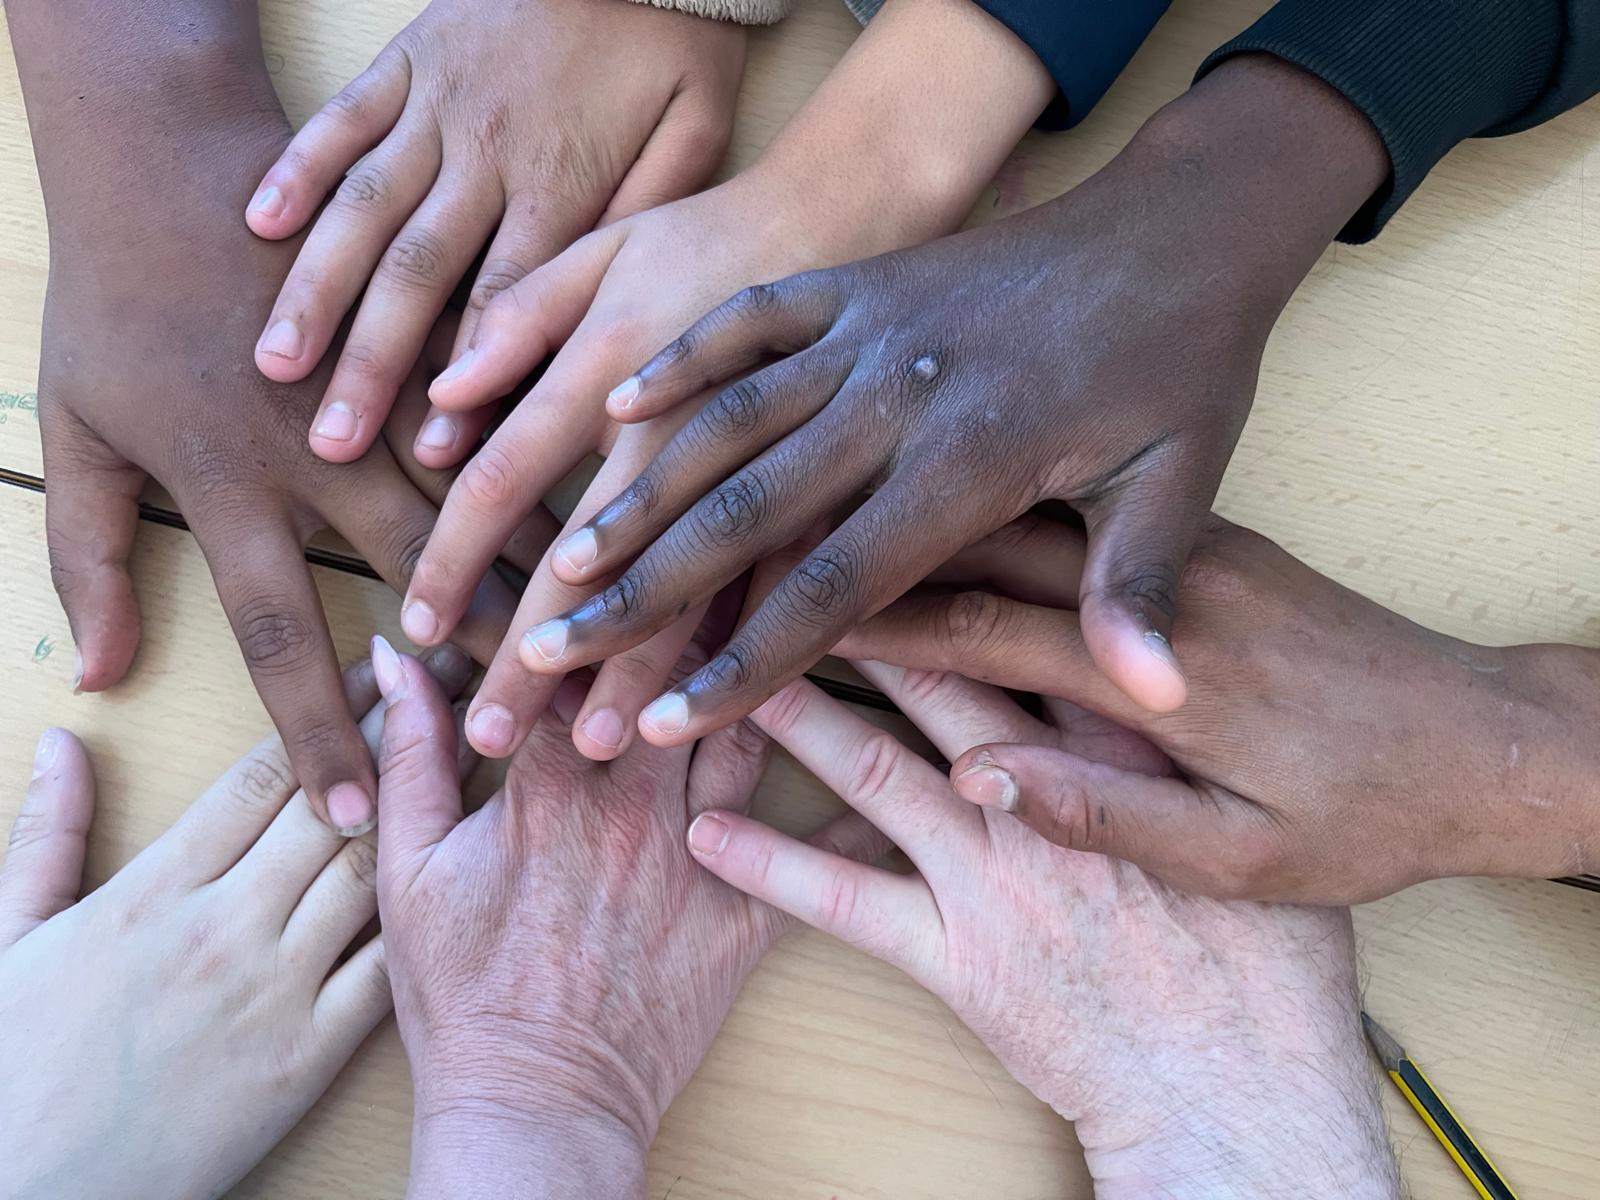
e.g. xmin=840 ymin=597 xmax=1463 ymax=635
xmin=408 ymin=1099 xmax=648 ymax=1200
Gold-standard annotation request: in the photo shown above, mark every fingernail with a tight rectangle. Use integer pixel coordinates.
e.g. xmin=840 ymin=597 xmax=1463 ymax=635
xmin=417 ymin=415 xmax=456 ymax=451
xmin=327 ymin=781 xmax=376 ymax=837
xmin=641 ymin=692 xmax=690 ymax=736
xmin=955 ymin=763 xmax=1018 ymax=813
xmin=608 ymin=375 xmax=641 ymax=409
xmin=249 ymin=184 xmax=285 ymax=220
xmin=467 ymin=703 xmax=515 ymax=755
xmin=688 ymin=812 xmax=730 ymax=856
xmin=258 ymin=318 xmax=304 ymax=361
xmin=1143 ymin=631 xmax=1184 ymax=678
xmin=32 ymin=728 xmax=63 ymax=779
xmin=370 ymin=634 xmax=403 ymax=697
xmin=422 ymin=642 xmax=471 ymax=687
xmin=313 ymin=401 xmax=358 ymax=443
xmin=555 ymin=527 xmax=598 ymax=574
xmin=71 ymin=649 xmax=83 ymax=695
xmin=523 ymin=619 xmax=569 ymax=665
xmin=435 ymin=348 xmax=475 ymax=385
xmin=401 ymin=599 xmax=440 ymax=645
xmin=581 ymin=708 xmax=625 ymax=750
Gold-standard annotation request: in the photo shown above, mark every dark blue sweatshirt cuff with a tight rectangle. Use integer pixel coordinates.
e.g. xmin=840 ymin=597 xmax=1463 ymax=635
xmin=976 ymin=0 xmax=1171 ymax=129
xmin=1196 ymin=0 xmax=1565 ymax=243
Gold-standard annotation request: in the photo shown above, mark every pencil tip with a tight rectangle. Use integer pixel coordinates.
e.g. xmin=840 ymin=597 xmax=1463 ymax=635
xmin=1361 ymin=1010 xmax=1406 ymax=1070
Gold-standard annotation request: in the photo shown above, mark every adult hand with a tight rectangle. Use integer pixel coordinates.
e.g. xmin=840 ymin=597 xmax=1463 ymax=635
xmin=837 ymin=513 xmax=1600 ymax=902
xmin=398 ymin=0 xmax=1056 ymax=763
xmin=20 ymin=55 xmax=550 ymax=831
xmin=0 ymin=649 xmax=474 ymax=1200
xmin=369 ymin=626 xmax=882 ymax=1199
xmin=247 ymin=0 xmax=744 ymax=462
xmin=689 ymin=663 xmax=1399 ymax=1198
xmin=526 ymin=53 xmax=1391 ymax=738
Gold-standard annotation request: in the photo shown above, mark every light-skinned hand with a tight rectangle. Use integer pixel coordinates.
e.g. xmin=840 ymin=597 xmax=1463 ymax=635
xmin=0 ymin=649 xmax=474 ymax=1200
xmin=688 ymin=661 xmax=1400 ymax=1198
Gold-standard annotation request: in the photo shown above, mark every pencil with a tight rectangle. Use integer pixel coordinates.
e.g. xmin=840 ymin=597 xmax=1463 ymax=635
xmin=1361 ymin=1011 xmax=1520 ymax=1200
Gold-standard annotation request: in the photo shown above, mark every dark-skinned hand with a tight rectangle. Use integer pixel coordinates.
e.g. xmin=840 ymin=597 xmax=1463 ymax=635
xmin=836 ymin=513 xmax=1600 ymax=904
xmin=525 ymin=54 xmax=1391 ymax=745
xmin=246 ymin=0 xmax=745 ymax=464
xmin=13 ymin=26 xmax=552 ymax=834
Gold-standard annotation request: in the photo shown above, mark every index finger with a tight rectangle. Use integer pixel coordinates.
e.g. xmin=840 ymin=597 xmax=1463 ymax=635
xmin=198 ymin=514 xmax=377 ymax=836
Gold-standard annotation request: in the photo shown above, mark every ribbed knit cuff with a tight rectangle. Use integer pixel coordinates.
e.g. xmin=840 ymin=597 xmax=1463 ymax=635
xmin=1197 ymin=0 xmax=1564 ymax=243
xmin=624 ymin=0 xmax=790 ymax=25
xmin=976 ymin=0 xmax=1170 ymax=129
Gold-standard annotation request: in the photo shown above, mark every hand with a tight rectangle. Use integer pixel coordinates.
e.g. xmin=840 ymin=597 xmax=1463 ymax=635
xmin=368 ymin=625 xmax=881 ymax=1199
xmin=21 ymin=56 xmax=549 ymax=831
xmin=0 ymin=649 xmax=474 ymax=1200
xmin=398 ymin=0 xmax=1056 ymax=763
xmin=523 ymin=53 xmax=1392 ymax=739
xmin=837 ymin=513 xmax=1600 ymax=902
xmin=687 ymin=663 xmax=1399 ymax=1198
xmin=246 ymin=0 xmax=745 ymax=463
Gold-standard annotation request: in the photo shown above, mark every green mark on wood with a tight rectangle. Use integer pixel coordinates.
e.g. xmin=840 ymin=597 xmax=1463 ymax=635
xmin=33 ymin=637 xmax=53 ymax=663
xmin=0 ymin=392 xmax=38 ymax=425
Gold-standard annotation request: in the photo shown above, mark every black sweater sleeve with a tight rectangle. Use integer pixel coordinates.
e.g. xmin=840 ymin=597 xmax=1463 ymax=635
xmin=975 ymin=0 xmax=1172 ymax=130
xmin=1196 ymin=1 xmax=1600 ymax=243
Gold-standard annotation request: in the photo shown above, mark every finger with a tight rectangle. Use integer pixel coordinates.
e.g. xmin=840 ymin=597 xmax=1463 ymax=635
xmin=328 ymin=463 xmax=521 ymax=666
xmin=308 ymin=183 xmax=502 ymax=462
xmin=522 ymin=404 xmax=879 ymax=678
xmin=246 ymin=45 xmax=411 ymax=239
xmin=311 ymin=936 xmax=393 ymax=1067
xmin=851 ymin=659 xmax=1046 ymax=765
xmin=39 ymin=407 xmax=145 ymax=693
xmin=1038 ymin=696 xmax=1173 ymax=776
xmin=573 ymin=603 xmax=707 ymax=761
xmin=449 ymin=188 xmax=609 ymax=361
xmin=427 ymin=226 xmax=621 ymax=414
xmin=607 ymin=274 xmax=841 ymax=424
xmin=411 ymin=399 xmax=500 ymax=471
xmin=1076 ymin=475 xmax=1210 ymax=714
xmin=255 ymin=118 xmax=441 ymax=384
xmin=834 ymin=592 xmax=1142 ymax=726
xmin=686 ymin=716 xmax=772 ymax=819
xmin=283 ymin=702 xmax=475 ymax=973
xmin=373 ymin=635 xmax=465 ymax=886
xmin=947 ymin=742 xmax=1273 ymax=898
xmin=548 ymin=348 xmax=852 ymax=587
xmin=637 ymin=468 xmax=996 ymax=745
xmin=687 ymin=809 xmax=933 ymax=971
xmin=745 ymin=679 xmax=955 ymax=859
xmin=595 ymin=88 xmax=732 ymax=226
xmin=929 ymin=513 xmax=1086 ymax=608
xmin=227 ymin=645 xmax=473 ymax=915
xmin=0 ymin=730 xmax=94 ymax=948
xmin=201 ymin=516 xmax=377 ymax=835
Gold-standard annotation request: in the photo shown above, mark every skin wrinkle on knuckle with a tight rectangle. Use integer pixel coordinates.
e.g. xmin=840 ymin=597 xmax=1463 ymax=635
xmin=706 ymin=377 xmax=765 ymax=439
xmin=233 ymin=751 xmax=297 ymax=808
xmin=5 ymin=806 xmax=54 ymax=853
xmin=1040 ymin=777 xmax=1100 ymax=853
xmin=848 ymin=733 xmax=905 ymax=803
xmin=781 ymin=550 xmax=854 ymax=628
xmin=943 ymin=590 xmax=1009 ymax=652
xmin=460 ymin=443 xmax=522 ymax=511
xmin=381 ymin=226 xmax=452 ymax=291
xmin=231 ymin=598 xmax=319 ymax=677
xmin=335 ymin=161 xmax=397 ymax=215
xmin=466 ymin=257 xmax=532 ymax=314
xmin=698 ymin=473 xmax=768 ymax=548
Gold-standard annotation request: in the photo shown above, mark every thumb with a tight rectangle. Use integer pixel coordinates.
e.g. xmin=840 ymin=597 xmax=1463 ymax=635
xmin=40 ymin=406 xmax=146 ymax=693
xmin=0 ymin=729 xmax=95 ymax=949
xmin=1076 ymin=476 xmax=1207 ymax=714
xmin=371 ymin=635 xmax=463 ymax=888
xmin=949 ymin=742 xmax=1273 ymax=899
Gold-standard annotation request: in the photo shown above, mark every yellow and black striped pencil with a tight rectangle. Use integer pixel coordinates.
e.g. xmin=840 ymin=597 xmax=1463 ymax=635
xmin=1361 ymin=1011 xmax=1519 ymax=1200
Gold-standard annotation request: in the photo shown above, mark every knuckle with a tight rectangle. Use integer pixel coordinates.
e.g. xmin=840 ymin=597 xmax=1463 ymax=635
xmin=380 ymin=228 xmax=451 ymax=290
xmin=700 ymin=643 xmax=755 ymax=694
xmin=785 ymin=550 xmax=854 ymax=625
xmin=460 ymin=444 xmax=522 ymax=511
xmin=6 ymin=805 xmax=52 ymax=854
xmin=818 ymin=868 xmax=867 ymax=939
xmin=232 ymin=599 xmax=319 ymax=676
xmin=705 ymin=378 xmax=766 ymax=439
xmin=847 ymin=733 xmax=905 ymax=802
xmin=335 ymin=162 xmax=396 ymax=214
xmin=610 ymin=472 xmax=661 ymax=525
xmin=755 ymin=680 xmax=811 ymax=736
xmin=943 ymin=591 xmax=1008 ymax=650
xmin=322 ymin=85 xmax=371 ymax=128
xmin=594 ymin=573 xmax=644 ymax=621
xmin=728 ymin=281 xmax=781 ymax=319
xmin=233 ymin=751 xmax=298 ymax=809
xmin=1040 ymin=779 xmax=1100 ymax=853
xmin=1114 ymin=563 xmax=1181 ymax=622
xmin=466 ymin=258 xmax=531 ymax=314
xmin=336 ymin=340 xmax=396 ymax=386
xmin=699 ymin=474 xmax=769 ymax=546
xmin=332 ymin=836 xmax=380 ymax=894
xmin=384 ymin=523 xmax=433 ymax=587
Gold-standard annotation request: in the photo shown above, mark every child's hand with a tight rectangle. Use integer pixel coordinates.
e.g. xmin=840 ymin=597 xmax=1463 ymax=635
xmin=246 ymin=0 xmax=745 ymax=463
xmin=0 ymin=650 xmax=474 ymax=1199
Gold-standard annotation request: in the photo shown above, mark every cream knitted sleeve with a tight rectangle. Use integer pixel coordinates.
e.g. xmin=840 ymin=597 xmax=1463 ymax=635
xmin=625 ymin=0 xmax=792 ymax=25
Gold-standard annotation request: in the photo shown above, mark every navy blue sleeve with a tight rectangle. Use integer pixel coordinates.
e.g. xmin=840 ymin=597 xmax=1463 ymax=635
xmin=1197 ymin=1 xmax=1599 ymax=242
xmin=974 ymin=0 xmax=1172 ymax=129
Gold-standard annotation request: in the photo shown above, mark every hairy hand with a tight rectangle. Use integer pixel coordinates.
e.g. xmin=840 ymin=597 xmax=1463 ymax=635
xmin=688 ymin=663 xmax=1398 ymax=1198
xmin=247 ymin=0 xmax=744 ymax=462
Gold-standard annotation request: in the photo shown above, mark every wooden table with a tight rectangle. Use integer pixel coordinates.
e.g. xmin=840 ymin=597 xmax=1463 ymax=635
xmin=2 ymin=2 xmax=1598 ymax=1197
